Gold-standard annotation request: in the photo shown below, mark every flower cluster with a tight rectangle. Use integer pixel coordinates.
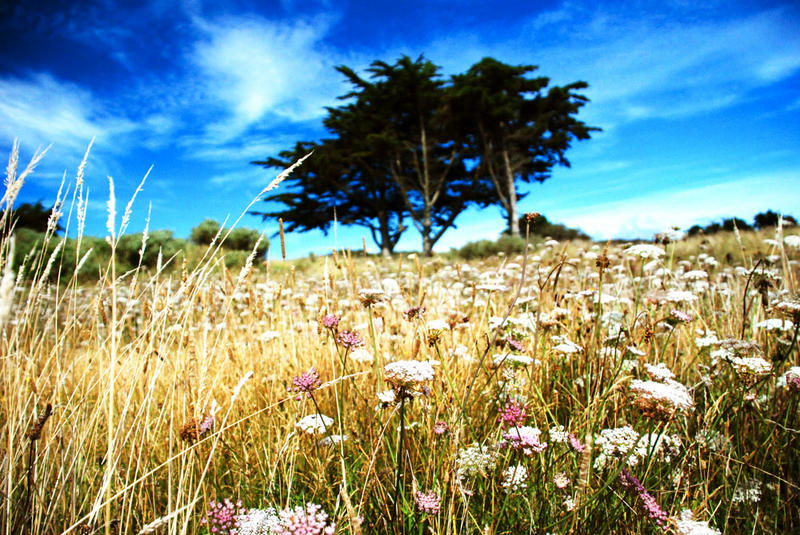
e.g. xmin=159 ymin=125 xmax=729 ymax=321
xmin=337 ymin=330 xmax=365 ymax=350
xmin=321 ymin=313 xmax=339 ymax=330
xmin=237 ymin=508 xmax=280 ymax=535
xmin=619 ymin=469 xmax=668 ymax=528
xmin=358 ymin=288 xmax=386 ymax=307
xmin=295 ymin=414 xmax=333 ymax=435
xmin=201 ymin=499 xmax=246 ymax=535
xmin=270 ymin=503 xmax=336 ymax=535
xmin=414 ymin=490 xmax=441 ymax=514
xmin=501 ymin=464 xmax=528 ymax=493
xmin=630 ymin=378 xmax=694 ymax=419
xmin=455 ymin=443 xmax=497 ymax=482
xmin=500 ymin=426 xmax=547 ymax=455
xmin=785 ymin=367 xmax=800 ymax=392
xmin=288 ymin=367 xmax=321 ymax=400
xmin=384 ymin=360 xmax=435 ymax=398
xmin=674 ymin=509 xmax=722 ymax=535
xmin=498 ymin=400 xmax=527 ymax=429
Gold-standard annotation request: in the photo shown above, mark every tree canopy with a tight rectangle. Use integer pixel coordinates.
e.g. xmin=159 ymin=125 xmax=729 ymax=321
xmin=252 ymin=55 xmax=596 ymax=254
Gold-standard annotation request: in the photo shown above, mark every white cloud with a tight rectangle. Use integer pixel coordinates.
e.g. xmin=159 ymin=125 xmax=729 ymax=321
xmin=189 ymin=13 xmax=352 ymax=141
xmin=0 ymin=73 xmax=136 ymax=151
xmin=555 ymin=170 xmax=800 ymax=239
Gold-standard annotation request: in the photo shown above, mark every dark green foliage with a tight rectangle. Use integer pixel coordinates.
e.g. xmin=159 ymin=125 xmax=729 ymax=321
xmin=116 ymin=230 xmax=185 ymax=268
xmin=253 ymin=55 xmax=595 ymax=254
xmin=455 ymin=235 xmax=527 ymax=259
xmin=225 ymin=227 xmax=267 ymax=256
xmin=11 ymin=201 xmax=62 ymax=233
xmin=511 ymin=213 xmax=590 ymax=240
xmin=190 ymin=219 xmax=222 ymax=245
xmin=754 ymin=210 xmax=797 ymax=229
xmin=450 ymin=58 xmax=599 ymax=236
xmin=687 ymin=210 xmax=796 ymax=236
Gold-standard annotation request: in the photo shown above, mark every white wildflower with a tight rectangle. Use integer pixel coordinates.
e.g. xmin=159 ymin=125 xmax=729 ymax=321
xmin=644 ymin=362 xmax=675 ymax=382
xmin=624 ymin=244 xmax=665 ymax=259
xmin=456 ymin=443 xmax=497 ymax=482
xmin=501 ymin=464 xmax=528 ymax=493
xmin=296 ymin=414 xmax=334 ymax=435
xmin=674 ymin=510 xmax=721 ymax=535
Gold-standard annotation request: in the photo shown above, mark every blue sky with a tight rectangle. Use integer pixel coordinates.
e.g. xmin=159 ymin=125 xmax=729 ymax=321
xmin=1 ymin=0 xmax=799 ymax=257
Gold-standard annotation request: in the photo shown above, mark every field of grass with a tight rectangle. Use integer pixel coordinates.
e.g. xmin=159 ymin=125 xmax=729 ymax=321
xmin=1 ymin=146 xmax=799 ymax=534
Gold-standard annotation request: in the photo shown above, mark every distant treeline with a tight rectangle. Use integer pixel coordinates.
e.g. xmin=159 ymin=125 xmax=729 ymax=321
xmin=686 ymin=210 xmax=796 ymax=237
xmin=5 ymin=203 xmax=268 ymax=281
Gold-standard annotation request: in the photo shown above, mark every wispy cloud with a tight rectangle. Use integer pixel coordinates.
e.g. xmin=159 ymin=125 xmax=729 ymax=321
xmin=556 ymin=169 xmax=800 ymax=239
xmin=188 ymin=13 xmax=351 ymax=142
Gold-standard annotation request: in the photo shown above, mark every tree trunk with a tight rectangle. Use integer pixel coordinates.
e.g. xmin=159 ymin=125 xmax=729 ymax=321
xmin=422 ymin=232 xmax=433 ymax=256
xmin=503 ymin=149 xmax=520 ymax=237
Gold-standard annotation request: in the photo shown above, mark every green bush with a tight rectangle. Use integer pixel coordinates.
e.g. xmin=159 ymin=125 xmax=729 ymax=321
xmin=455 ymin=235 xmax=527 ymax=259
xmin=190 ymin=219 xmax=221 ymax=245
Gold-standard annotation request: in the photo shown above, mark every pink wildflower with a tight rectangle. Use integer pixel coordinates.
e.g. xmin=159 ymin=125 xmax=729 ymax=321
xmin=288 ymin=367 xmax=321 ymax=400
xmin=337 ymin=330 xmax=365 ymax=350
xmin=321 ymin=314 xmax=340 ymax=330
xmin=568 ymin=433 xmax=586 ymax=453
xmin=497 ymin=400 xmax=527 ymax=429
xmin=619 ymin=469 xmax=668 ymax=529
xmin=414 ymin=490 xmax=441 ymax=515
xmin=200 ymin=499 xmax=246 ymax=534
xmin=433 ymin=421 xmax=449 ymax=435
xmin=501 ymin=426 xmax=547 ymax=455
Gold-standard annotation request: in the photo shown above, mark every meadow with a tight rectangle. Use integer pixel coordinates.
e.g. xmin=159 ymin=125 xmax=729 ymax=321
xmin=1 ymin=146 xmax=799 ymax=534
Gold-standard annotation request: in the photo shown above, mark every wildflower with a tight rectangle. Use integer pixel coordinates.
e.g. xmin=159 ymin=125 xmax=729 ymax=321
xmin=318 ymin=434 xmax=348 ymax=446
xmin=288 ymin=367 xmax=321 ymax=400
xmin=569 ymin=434 xmax=587 ymax=453
xmin=456 ymin=443 xmax=497 ymax=482
xmin=594 ymin=426 xmax=639 ymax=470
xmin=553 ymin=472 xmax=570 ymax=489
xmin=501 ymin=426 xmax=547 ymax=455
xmin=295 ymin=414 xmax=333 ymax=436
xmin=774 ymin=298 xmax=800 ymax=323
xmin=669 ymin=309 xmax=694 ymax=324
xmin=619 ymin=469 xmax=668 ymax=528
xmin=384 ymin=360 xmax=435 ymax=398
xmin=349 ymin=348 xmax=374 ymax=363
xmin=414 ymin=490 xmax=441 ymax=514
xmin=403 ymin=305 xmax=426 ymax=321
xmin=498 ymin=400 xmax=527 ymax=429
xmin=201 ymin=499 xmax=246 ymax=535
xmin=321 ymin=313 xmax=339 ymax=330
xmin=732 ymin=477 xmax=762 ymax=504
xmin=433 ymin=421 xmax=449 ymax=435
xmin=426 ymin=319 xmax=449 ymax=331
xmin=644 ymin=362 xmax=675 ymax=382
xmin=270 ymin=503 xmax=335 ymax=535
xmin=337 ymin=330 xmax=365 ymax=350
xmin=624 ymin=244 xmax=665 ymax=260
xmin=358 ymin=288 xmax=386 ymax=307
xmin=785 ymin=367 xmax=800 ymax=392
xmin=492 ymin=353 xmax=534 ymax=367
xmin=630 ymin=379 xmax=693 ymax=419
xmin=376 ymin=389 xmax=397 ymax=406
xmin=179 ymin=413 xmax=215 ymax=443
xmin=501 ymin=464 xmax=528 ymax=492
xmin=238 ymin=508 xmax=280 ymax=535
xmin=674 ymin=510 xmax=722 ymax=535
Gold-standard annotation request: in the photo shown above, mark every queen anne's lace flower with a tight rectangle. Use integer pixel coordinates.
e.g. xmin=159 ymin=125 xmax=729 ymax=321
xmin=384 ymin=360 xmax=435 ymax=397
xmin=237 ymin=508 xmax=280 ymax=535
xmin=456 ymin=443 xmax=497 ymax=482
xmin=501 ymin=426 xmax=547 ymax=455
xmin=296 ymin=414 xmax=334 ymax=435
xmin=270 ymin=503 xmax=335 ymax=535
xmin=624 ymin=244 xmax=664 ymax=259
xmin=674 ymin=510 xmax=722 ymax=535
xmin=630 ymin=378 xmax=694 ymax=418
xmin=501 ymin=464 xmax=528 ymax=492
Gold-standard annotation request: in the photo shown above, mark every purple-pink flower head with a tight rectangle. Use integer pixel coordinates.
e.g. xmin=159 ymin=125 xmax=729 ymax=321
xmin=321 ymin=313 xmax=340 ymax=330
xmin=200 ymin=499 xmax=246 ymax=535
xmin=503 ymin=337 xmax=525 ymax=353
xmin=270 ymin=502 xmax=336 ymax=535
xmin=669 ymin=309 xmax=694 ymax=324
xmin=433 ymin=421 xmax=449 ymax=435
xmin=568 ymin=433 xmax=586 ymax=453
xmin=337 ymin=330 xmax=365 ymax=351
xmin=501 ymin=426 xmax=547 ymax=455
xmin=619 ymin=469 xmax=668 ymax=529
xmin=414 ymin=490 xmax=442 ymax=515
xmin=288 ymin=367 xmax=321 ymax=400
xmin=497 ymin=400 xmax=527 ymax=429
